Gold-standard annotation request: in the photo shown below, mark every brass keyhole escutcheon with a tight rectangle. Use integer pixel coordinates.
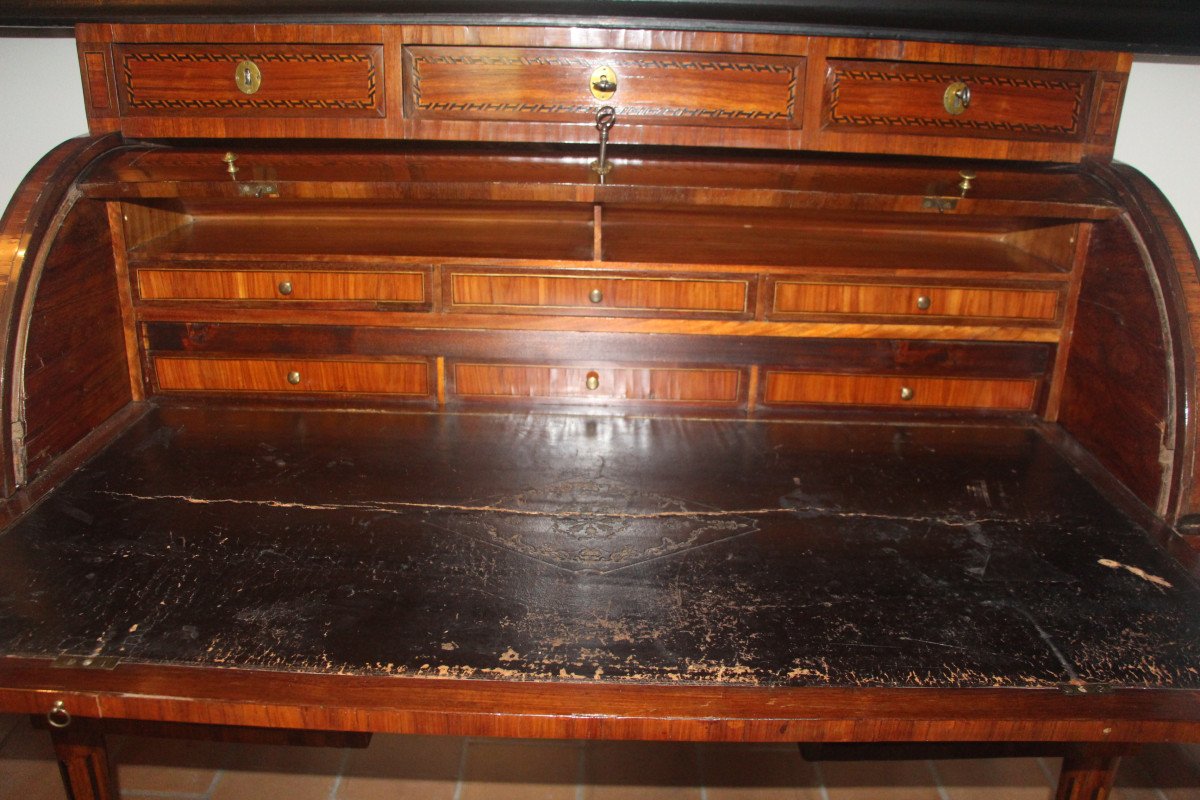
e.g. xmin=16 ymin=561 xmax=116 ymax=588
xmin=278 ymin=280 xmax=294 ymax=296
xmin=900 ymin=386 xmax=915 ymax=401
xmin=287 ymin=371 xmax=301 ymax=385
xmin=943 ymin=81 xmax=971 ymax=115
xmin=588 ymin=288 xmax=604 ymax=304
xmin=585 ymin=371 xmax=601 ymax=391
xmin=235 ymin=59 xmax=262 ymax=95
xmin=590 ymin=66 xmax=617 ymax=100
xmin=916 ymin=295 xmax=932 ymax=310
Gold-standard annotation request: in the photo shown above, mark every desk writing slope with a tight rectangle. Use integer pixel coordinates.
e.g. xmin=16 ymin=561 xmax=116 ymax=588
xmin=5 ymin=9 xmax=1200 ymax=798
xmin=1 ymin=407 xmax=1195 ymax=689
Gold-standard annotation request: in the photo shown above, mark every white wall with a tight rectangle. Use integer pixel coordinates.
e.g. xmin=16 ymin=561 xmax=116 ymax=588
xmin=0 ymin=37 xmax=88 ymax=209
xmin=1114 ymin=59 xmax=1200 ymax=243
xmin=0 ymin=36 xmax=1197 ymax=245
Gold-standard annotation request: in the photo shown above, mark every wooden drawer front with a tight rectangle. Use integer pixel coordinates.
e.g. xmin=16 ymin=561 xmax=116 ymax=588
xmin=138 ymin=269 xmax=426 ymax=304
xmin=405 ymin=47 xmax=804 ymax=128
xmin=454 ymin=363 xmax=742 ymax=404
xmin=155 ymin=357 xmax=429 ymax=395
xmin=449 ymin=272 xmax=748 ymax=315
xmin=771 ymin=282 xmax=1060 ymax=321
xmin=116 ymin=44 xmax=384 ymax=117
xmin=765 ymin=371 xmax=1036 ymax=410
xmin=824 ymin=60 xmax=1092 ymax=141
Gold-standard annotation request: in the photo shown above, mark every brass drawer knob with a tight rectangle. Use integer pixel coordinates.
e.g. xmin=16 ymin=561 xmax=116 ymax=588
xmin=278 ymin=280 xmax=294 ymax=296
xmin=287 ymin=371 xmax=301 ymax=385
xmin=223 ymin=152 xmax=238 ymax=175
xmin=916 ymin=295 xmax=931 ymax=310
xmin=585 ymin=371 xmax=600 ymax=391
xmin=235 ymin=59 xmax=262 ymax=95
xmin=943 ymin=81 xmax=971 ymax=115
xmin=959 ymin=170 xmax=977 ymax=196
xmin=588 ymin=288 xmax=604 ymax=304
xmin=590 ymin=66 xmax=617 ymax=100
xmin=47 ymin=700 xmax=71 ymax=729
xmin=900 ymin=386 xmax=915 ymax=401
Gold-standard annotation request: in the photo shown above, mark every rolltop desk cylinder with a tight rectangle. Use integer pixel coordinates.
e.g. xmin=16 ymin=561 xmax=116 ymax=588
xmin=1 ymin=2 xmax=1200 ymax=798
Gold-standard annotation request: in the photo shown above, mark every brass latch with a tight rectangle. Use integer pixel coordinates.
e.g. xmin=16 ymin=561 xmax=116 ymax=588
xmin=1058 ymin=681 xmax=1114 ymax=696
xmin=51 ymin=654 xmax=120 ymax=670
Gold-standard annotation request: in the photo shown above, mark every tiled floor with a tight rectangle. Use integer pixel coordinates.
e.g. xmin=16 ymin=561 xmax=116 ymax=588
xmin=2 ymin=713 xmax=1200 ymax=799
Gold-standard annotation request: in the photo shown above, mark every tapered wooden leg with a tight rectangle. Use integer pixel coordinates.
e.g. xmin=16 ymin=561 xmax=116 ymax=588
xmin=49 ymin=718 xmax=119 ymax=800
xmin=1055 ymin=746 xmax=1124 ymax=800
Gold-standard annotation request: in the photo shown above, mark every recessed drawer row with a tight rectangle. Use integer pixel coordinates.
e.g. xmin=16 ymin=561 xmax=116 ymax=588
xmin=151 ymin=356 xmax=1038 ymax=412
xmin=102 ymin=40 xmax=1100 ymax=149
xmin=135 ymin=267 xmax=1064 ymax=323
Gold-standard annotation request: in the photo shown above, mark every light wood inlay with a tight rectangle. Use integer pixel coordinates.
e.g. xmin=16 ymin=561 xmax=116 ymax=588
xmin=450 ymin=272 xmax=747 ymax=314
xmin=772 ymin=282 xmax=1061 ymax=321
xmin=107 ymin=203 xmax=145 ymax=401
xmin=764 ymin=371 xmax=1037 ymax=410
xmin=155 ymin=357 xmax=429 ymax=395
xmin=404 ymin=46 xmax=804 ymax=128
xmin=823 ymin=60 xmax=1092 ymax=142
xmin=138 ymin=269 xmax=426 ymax=303
xmin=454 ymin=364 xmax=742 ymax=403
xmin=116 ymin=44 xmax=385 ymax=118
xmin=83 ymin=51 xmax=111 ymax=110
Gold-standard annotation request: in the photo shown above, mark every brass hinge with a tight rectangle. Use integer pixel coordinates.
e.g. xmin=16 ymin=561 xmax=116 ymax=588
xmin=1058 ymin=681 xmax=1114 ymax=696
xmin=51 ymin=654 xmax=120 ymax=670
xmin=922 ymin=196 xmax=959 ymax=213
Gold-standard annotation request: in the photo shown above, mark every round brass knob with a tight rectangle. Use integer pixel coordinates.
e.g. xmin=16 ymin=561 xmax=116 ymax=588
xmin=916 ymin=295 xmax=931 ymax=310
xmin=287 ymin=371 xmax=301 ymax=385
xmin=943 ymin=81 xmax=971 ymax=115
xmin=47 ymin=700 xmax=71 ymax=729
xmin=235 ymin=59 xmax=262 ymax=95
xmin=958 ymin=170 xmax=977 ymax=196
xmin=278 ymin=280 xmax=294 ymax=296
xmin=588 ymin=288 xmax=603 ymax=304
xmin=585 ymin=372 xmax=600 ymax=391
xmin=222 ymin=152 xmax=238 ymax=175
xmin=900 ymin=386 xmax=915 ymax=401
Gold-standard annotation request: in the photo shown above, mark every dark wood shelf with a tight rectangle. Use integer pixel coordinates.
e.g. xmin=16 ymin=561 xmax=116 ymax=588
xmin=130 ymin=204 xmax=597 ymax=263
xmin=602 ymin=209 xmax=1072 ymax=274
xmin=125 ymin=202 xmax=1071 ymax=275
xmin=1 ymin=405 xmax=1195 ymax=690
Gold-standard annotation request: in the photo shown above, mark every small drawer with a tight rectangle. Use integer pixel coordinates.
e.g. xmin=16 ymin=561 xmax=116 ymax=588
xmin=448 ymin=271 xmax=749 ymax=316
xmin=769 ymin=281 xmax=1061 ymax=322
xmin=137 ymin=268 xmax=427 ymax=306
xmin=452 ymin=363 xmax=743 ymax=404
xmin=764 ymin=371 xmax=1037 ymax=411
xmin=823 ymin=60 xmax=1093 ymax=142
xmin=404 ymin=46 xmax=804 ymax=129
xmin=154 ymin=357 xmax=430 ymax=396
xmin=116 ymin=44 xmax=385 ymax=117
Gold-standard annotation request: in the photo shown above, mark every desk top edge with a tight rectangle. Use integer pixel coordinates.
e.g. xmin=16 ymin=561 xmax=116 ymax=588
xmin=2 ymin=1 xmax=1199 ymax=56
